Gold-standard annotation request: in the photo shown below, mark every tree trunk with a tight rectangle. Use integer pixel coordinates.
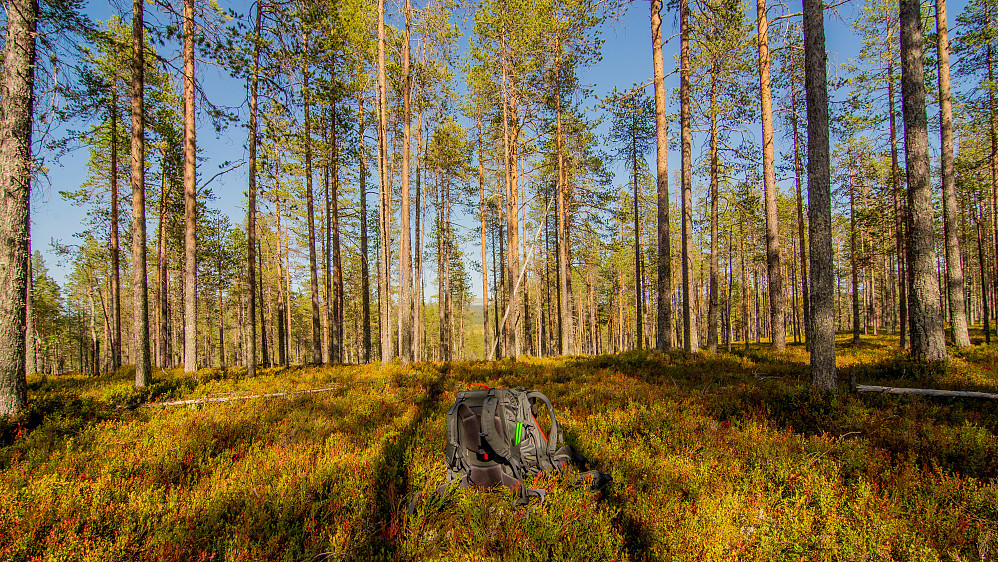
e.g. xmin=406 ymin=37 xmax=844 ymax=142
xmin=502 ymin=64 xmax=522 ymax=358
xmin=707 ymin=60 xmax=719 ymax=353
xmin=790 ymin=76 xmax=810 ymax=349
xmin=131 ymin=0 xmax=152 ymax=387
xmin=652 ymin=0 xmax=672 ymax=352
xmin=887 ymin=57 xmax=908 ymax=349
xmin=110 ymin=90 xmax=122 ymax=372
xmin=803 ymin=0 xmax=836 ymax=388
xmin=988 ymin=45 xmax=998 ymax=338
xmin=331 ymin=105 xmax=343 ymax=364
xmin=478 ymin=114 xmax=489 ymax=360
xmin=978 ymin=199 xmax=991 ymax=343
xmin=398 ymin=0 xmax=413 ymax=363
xmin=414 ymin=116 xmax=424 ymax=361
xmin=218 ymin=244 xmax=225 ymax=368
xmin=376 ymin=0 xmax=393 ymax=361
xmin=633 ymin=120 xmax=643 ymax=349
xmin=555 ymin=42 xmax=574 ymax=356
xmin=276 ymin=194 xmax=287 ymax=367
xmin=183 ymin=0 xmax=198 ymax=374
xmin=680 ymin=0 xmax=698 ymax=351
xmin=358 ymin=83 xmax=372 ymax=363
xmin=850 ymin=167 xmax=861 ymax=343
xmin=302 ymin=38 xmax=322 ymax=365
xmin=248 ymin=4 xmax=263 ymax=372
xmin=25 ymin=252 xmax=35 ymax=376
xmin=900 ymin=0 xmax=948 ymax=362
xmin=758 ymin=0 xmax=785 ymax=351
xmin=935 ymin=0 xmax=970 ymax=347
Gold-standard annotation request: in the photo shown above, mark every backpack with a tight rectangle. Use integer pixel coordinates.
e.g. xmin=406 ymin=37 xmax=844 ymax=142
xmin=436 ymin=384 xmax=610 ymax=506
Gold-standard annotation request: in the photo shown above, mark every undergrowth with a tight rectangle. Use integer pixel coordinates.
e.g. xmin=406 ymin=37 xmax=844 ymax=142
xmin=1 ymin=334 xmax=996 ymax=560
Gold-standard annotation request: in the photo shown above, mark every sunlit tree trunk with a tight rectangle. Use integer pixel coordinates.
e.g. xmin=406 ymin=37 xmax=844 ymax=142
xmin=935 ymin=0 xmax=970 ymax=347
xmin=790 ymin=76 xmax=810 ymax=349
xmin=131 ymin=0 xmax=152 ymax=387
xmin=183 ymin=0 xmax=198 ymax=374
xmin=376 ymin=0 xmax=392 ymax=361
xmin=652 ymin=0 xmax=672 ymax=352
xmin=358 ymin=83 xmax=372 ymax=364
xmin=900 ymin=0 xmax=947 ymax=362
xmin=110 ymin=90 xmax=122 ymax=371
xmin=399 ymin=0 xmax=413 ymax=363
xmin=302 ymin=35 xmax=322 ymax=365
xmin=758 ymin=0 xmax=784 ymax=350
xmin=680 ymin=0 xmax=698 ymax=351
xmin=888 ymin=59 xmax=907 ymax=348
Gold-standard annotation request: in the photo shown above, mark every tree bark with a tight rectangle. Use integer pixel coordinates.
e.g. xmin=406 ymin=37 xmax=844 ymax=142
xmin=331 ymin=105 xmax=343 ymax=364
xmin=183 ymin=0 xmax=198 ymax=374
xmin=399 ymin=0 xmax=413 ymax=363
xmin=478 ymin=114 xmax=489 ymax=359
xmin=790 ymin=75 xmax=810 ymax=349
xmin=358 ymin=84 xmax=372 ymax=364
xmin=935 ymin=0 xmax=970 ymax=347
xmin=978 ymin=199 xmax=991 ymax=343
xmin=555 ymin=41 xmax=574 ymax=356
xmin=25 ymin=252 xmax=35 ymax=376
xmin=680 ymin=0 xmax=698 ymax=351
xmin=157 ymin=147 xmax=169 ymax=368
xmin=110 ymin=89 xmax=122 ymax=371
xmin=303 ymin=36 xmax=322 ymax=365
xmin=888 ymin=59 xmax=908 ymax=348
xmin=131 ymin=0 xmax=152 ymax=387
xmin=803 ymin=0 xmax=836 ymax=389
xmin=652 ymin=0 xmax=672 ymax=352
xmin=900 ymin=0 xmax=948 ymax=362
xmin=758 ymin=0 xmax=785 ymax=350
xmin=707 ymin=60 xmax=720 ymax=353
xmin=376 ymin=0 xmax=392 ymax=361
xmin=850 ymin=166 xmax=861 ymax=343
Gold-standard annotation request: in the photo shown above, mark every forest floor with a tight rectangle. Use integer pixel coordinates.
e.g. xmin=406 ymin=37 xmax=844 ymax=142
xmin=2 ymin=333 xmax=997 ymax=561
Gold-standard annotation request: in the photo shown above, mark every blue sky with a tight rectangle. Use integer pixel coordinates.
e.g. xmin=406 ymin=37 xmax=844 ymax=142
xmin=32 ymin=0 xmax=968 ymax=303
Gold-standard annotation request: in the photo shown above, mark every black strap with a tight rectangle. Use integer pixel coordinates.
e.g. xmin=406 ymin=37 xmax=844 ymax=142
xmin=481 ymin=390 xmax=517 ymax=464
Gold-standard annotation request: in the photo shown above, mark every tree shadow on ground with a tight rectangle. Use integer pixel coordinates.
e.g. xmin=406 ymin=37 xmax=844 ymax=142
xmin=351 ymin=371 xmax=447 ymax=559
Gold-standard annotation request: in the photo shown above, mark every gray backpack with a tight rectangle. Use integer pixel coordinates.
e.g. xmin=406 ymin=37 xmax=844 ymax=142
xmin=438 ymin=385 xmax=610 ymax=505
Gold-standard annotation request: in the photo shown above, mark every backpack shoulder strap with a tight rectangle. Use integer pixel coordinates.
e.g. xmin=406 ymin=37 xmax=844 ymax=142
xmin=480 ymin=389 xmax=519 ymax=468
xmin=526 ymin=390 xmax=561 ymax=457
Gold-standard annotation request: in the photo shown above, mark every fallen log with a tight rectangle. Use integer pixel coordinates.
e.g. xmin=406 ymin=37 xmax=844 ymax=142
xmin=857 ymin=385 xmax=998 ymax=400
xmin=118 ymin=385 xmax=344 ymax=409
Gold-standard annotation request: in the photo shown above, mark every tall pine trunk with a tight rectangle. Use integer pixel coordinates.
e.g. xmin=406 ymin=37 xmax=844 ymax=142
xmin=110 ymin=91 xmax=122 ymax=371
xmin=888 ymin=60 xmax=908 ymax=348
xmin=935 ymin=0 xmax=970 ymax=347
xmin=790 ymin=76 xmax=810 ymax=348
xmin=183 ymin=0 xmax=198 ymax=373
xmin=652 ymin=0 xmax=672 ymax=352
xmin=478 ymin=115 xmax=489 ymax=359
xmin=707 ymin=60 xmax=719 ymax=353
xmin=399 ymin=0 xmax=413 ymax=362
xmin=899 ymin=0 xmax=948 ymax=362
xmin=758 ymin=0 xmax=785 ymax=350
xmin=303 ymin=38 xmax=322 ymax=365
xmin=358 ymin=83 xmax=372 ymax=363
xmin=376 ymin=0 xmax=392 ymax=361
xmin=556 ymin=41 xmax=574 ymax=355
xmin=680 ymin=0 xmax=698 ymax=351
xmin=0 ymin=0 xmax=33 ymax=409
xmin=131 ymin=0 xmax=152 ymax=387
xmin=803 ymin=0 xmax=836 ymax=388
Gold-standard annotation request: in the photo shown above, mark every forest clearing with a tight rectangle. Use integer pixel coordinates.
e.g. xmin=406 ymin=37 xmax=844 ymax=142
xmin=5 ymin=0 xmax=998 ymax=558
xmin=1 ymin=334 xmax=996 ymax=560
